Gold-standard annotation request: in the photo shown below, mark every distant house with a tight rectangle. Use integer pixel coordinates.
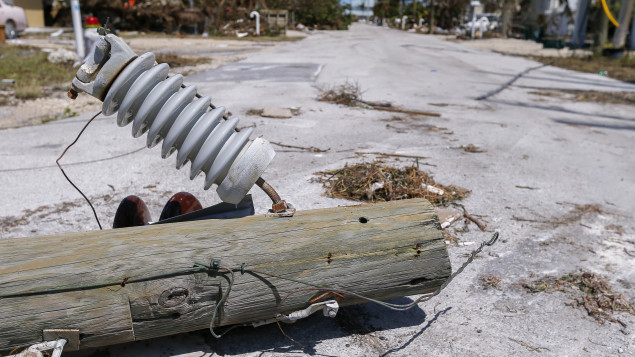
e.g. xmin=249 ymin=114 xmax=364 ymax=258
xmin=18 ymin=0 xmax=44 ymax=27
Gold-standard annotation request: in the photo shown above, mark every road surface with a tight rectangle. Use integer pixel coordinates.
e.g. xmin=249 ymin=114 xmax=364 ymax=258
xmin=1 ymin=23 xmax=634 ymax=356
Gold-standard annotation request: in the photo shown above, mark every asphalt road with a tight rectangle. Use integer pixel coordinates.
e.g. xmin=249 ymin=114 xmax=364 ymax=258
xmin=1 ymin=24 xmax=634 ymax=356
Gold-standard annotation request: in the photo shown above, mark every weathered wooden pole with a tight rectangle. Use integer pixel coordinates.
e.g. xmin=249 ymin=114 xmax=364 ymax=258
xmin=0 ymin=199 xmax=449 ymax=352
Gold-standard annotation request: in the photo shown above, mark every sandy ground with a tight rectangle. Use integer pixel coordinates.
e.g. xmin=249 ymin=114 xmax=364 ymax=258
xmin=1 ymin=24 xmax=634 ymax=356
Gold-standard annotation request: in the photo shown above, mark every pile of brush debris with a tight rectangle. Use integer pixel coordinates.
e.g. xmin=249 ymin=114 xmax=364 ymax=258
xmin=314 ymin=162 xmax=469 ymax=205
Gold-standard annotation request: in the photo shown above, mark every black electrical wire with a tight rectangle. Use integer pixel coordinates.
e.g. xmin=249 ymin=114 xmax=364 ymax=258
xmin=56 ymin=111 xmax=103 ymax=230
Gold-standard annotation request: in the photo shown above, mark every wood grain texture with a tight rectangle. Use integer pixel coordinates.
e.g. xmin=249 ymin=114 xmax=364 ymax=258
xmin=0 ymin=198 xmax=449 ymax=351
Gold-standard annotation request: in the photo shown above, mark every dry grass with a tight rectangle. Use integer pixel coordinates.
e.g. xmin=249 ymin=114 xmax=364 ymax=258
xmin=529 ymin=55 xmax=635 ymax=83
xmin=154 ymin=53 xmax=209 ymax=67
xmin=520 ymin=271 xmax=634 ymax=324
xmin=317 ymin=80 xmax=363 ymax=107
xmin=313 ymin=162 xmax=469 ymax=204
xmin=529 ymin=89 xmax=635 ymax=106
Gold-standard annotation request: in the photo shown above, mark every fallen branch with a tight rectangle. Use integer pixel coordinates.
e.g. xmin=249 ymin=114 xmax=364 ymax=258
xmin=355 ymin=152 xmax=437 ymax=166
xmin=512 ymin=215 xmax=566 ymax=226
xmin=355 ymin=99 xmax=392 ymax=108
xmin=508 ymin=337 xmax=542 ymax=353
xmin=270 ymin=141 xmax=329 ymax=153
xmin=452 ymin=203 xmax=487 ymax=231
xmin=355 ymin=151 xmax=427 ymax=160
xmin=370 ymin=106 xmax=441 ymax=117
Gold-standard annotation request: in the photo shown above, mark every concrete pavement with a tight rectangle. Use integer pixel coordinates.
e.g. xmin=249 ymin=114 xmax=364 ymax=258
xmin=1 ymin=23 xmax=634 ymax=356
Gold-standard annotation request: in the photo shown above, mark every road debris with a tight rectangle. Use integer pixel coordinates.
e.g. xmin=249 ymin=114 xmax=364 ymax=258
xmin=314 ymin=162 xmax=469 ymax=204
xmin=519 ymin=271 xmax=635 ymax=324
xmin=459 ymin=144 xmax=486 ymax=153
xmin=317 ymin=80 xmax=362 ymax=106
xmin=480 ymin=275 xmax=502 ymax=290
xmin=370 ymin=105 xmax=441 ymax=117
xmin=435 ymin=207 xmax=463 ymax=228
xmin=451 ymin=202 xmax=487 ymax=231
xmin=262 ymin=107 xmax=293 ymax=118
xmin=318 ymin=81 xmax=441 ymax=117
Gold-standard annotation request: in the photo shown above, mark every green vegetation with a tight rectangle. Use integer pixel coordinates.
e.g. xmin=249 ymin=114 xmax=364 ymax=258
xmin=269 ymin=0 xmax=353 ymax=30
xmin=0 ymin=45 xmax=77 ymax=100
xmin=373 ymin=0 xmax=470 ymax=30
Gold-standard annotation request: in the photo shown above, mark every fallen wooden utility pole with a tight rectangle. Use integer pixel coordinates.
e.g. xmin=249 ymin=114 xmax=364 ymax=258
xmin=0 ymin=198 xmax=450 ymax=352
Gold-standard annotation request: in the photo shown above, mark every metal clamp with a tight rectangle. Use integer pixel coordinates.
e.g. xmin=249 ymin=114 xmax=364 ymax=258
xmin=69 ymin=34 xmax=136 ymax=101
